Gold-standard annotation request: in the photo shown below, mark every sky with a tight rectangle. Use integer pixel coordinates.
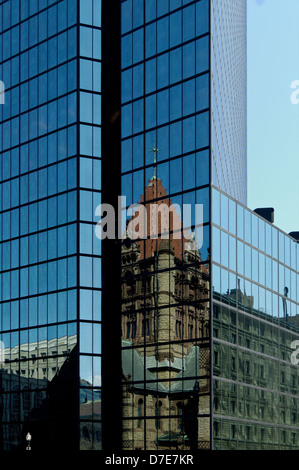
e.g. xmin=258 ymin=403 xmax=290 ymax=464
xmin=247 ymin=0 xmax=299 ymax=236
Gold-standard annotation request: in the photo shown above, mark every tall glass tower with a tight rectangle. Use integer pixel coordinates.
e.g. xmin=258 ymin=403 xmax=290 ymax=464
xmin=0 ymin=0 xmax=102 ymax=450
xmin=120 ymin=0 xmax=211 ymax=451
xmin=0 ymin=0 xmax=298 ymax=452
xmin=120 ymin=0 xmax=248 ymax=451
xmin=211 ymin=0 xmax=247 ymax=205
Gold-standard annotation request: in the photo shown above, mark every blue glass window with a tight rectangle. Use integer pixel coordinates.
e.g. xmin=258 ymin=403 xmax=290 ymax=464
xmin=170 ymin=11 xmax=182 ymax=48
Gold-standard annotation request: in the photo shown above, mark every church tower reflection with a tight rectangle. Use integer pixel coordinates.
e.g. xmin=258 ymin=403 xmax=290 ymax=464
xmin=121 ymin=175 xmax=211 ymax=450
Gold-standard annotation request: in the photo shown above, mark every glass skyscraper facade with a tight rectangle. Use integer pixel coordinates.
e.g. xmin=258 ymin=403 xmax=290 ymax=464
xmin=211 ymin=0 xmax=247 ymax=206
xmin=119 ymin=0 xmax=249 ymax=451
xmin=212 ymin=187 xmax=299 ymax=449
xmin=0 ymin=0 xmax=298 ymax=452
xmin=120 ymin=0 xmax=211 ymax=451
xmin=0 ymin=0 xmax=102 ymax=450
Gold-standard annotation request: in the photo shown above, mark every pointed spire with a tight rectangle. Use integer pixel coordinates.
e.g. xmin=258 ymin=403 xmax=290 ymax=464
xmin=150 ymin=146 xmax=160 ymax=180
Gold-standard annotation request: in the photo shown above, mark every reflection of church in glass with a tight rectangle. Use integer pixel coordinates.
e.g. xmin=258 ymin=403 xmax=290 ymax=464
xmin=121 ymin=175 xmax=211 ymax=450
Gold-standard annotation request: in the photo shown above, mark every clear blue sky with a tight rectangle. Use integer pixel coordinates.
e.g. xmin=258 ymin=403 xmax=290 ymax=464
xmin=247 ymin=0 xmax=299 ymax=235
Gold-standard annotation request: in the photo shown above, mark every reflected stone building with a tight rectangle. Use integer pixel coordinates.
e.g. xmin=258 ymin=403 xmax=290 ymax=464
xmin=0 ymin=0 xmax=298 ymax=452
xmin=0 ymin=331 xmax=78 ymax=450
xmin=211 ymin=187 xmax=299 ymax=450
xmin=121 ymin=176 xmax=210 ymax=449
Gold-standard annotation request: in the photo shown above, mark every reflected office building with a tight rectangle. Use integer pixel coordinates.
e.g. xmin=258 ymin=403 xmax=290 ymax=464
xmin=0 ymin=0 xmax=298 ymax=452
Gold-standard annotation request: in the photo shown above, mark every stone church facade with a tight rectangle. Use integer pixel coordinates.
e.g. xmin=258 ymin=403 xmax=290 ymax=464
xmin=120 ymin=177 xmax=211 ymax=450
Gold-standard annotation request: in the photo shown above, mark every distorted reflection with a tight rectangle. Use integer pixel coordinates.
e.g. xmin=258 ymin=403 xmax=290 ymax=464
xmin=121 ymin=175 xmax=210 ymax=450
xmin=212 ymin=200 xmax=299 ymax=450
xmin=0 ymin=325 xmax=77 ymax=450
xmin=79 ymin=354 xmax=102 ymax=450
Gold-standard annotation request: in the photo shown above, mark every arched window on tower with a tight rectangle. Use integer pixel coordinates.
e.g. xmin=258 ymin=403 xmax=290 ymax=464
xmin=126 ymin=321 xmax=131 ymax=339
xmin=125 ymin=271 xmax=135 ymax=296
xmin=177 ymin=402 xmax=184 ymax=431
xmin=176 ymin=320 xmax=182 ymax=339
xmin=126 ymin=320 xmax=137 ymax=339
xmin=155 ymin=401 xmax=162 ymax=429
xmin=137 ymin=399 xmax=143 ymax=428
xmin=142 ymin=318 xmax=150 ymax=337
xmin=132 ymin=320 xmax=137 ymax=339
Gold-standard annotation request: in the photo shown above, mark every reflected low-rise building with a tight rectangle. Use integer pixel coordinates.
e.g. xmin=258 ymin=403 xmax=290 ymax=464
xmin=0 ymin=331 xmax=77 ymax=450
xmin=211 ymin=187 xmax=299 ymax=450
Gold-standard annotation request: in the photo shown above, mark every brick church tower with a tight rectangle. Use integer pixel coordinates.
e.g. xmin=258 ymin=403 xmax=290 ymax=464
xmin=121 ymin=176 xmax=211 ymax=450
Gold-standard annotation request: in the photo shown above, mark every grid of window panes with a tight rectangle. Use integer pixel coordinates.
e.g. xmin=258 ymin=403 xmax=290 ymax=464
xmin=0 ymin=0 xmax=80 ymax=450
xmin=211 ymin=0 xmax=247 ymax=206
xmin=78 ymin=0 xmax=102 ymax=451
xmin=120 ymin=0 xmax=211 ymax=451
xmin=211 ymin=186 xmax=299 ymax=450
